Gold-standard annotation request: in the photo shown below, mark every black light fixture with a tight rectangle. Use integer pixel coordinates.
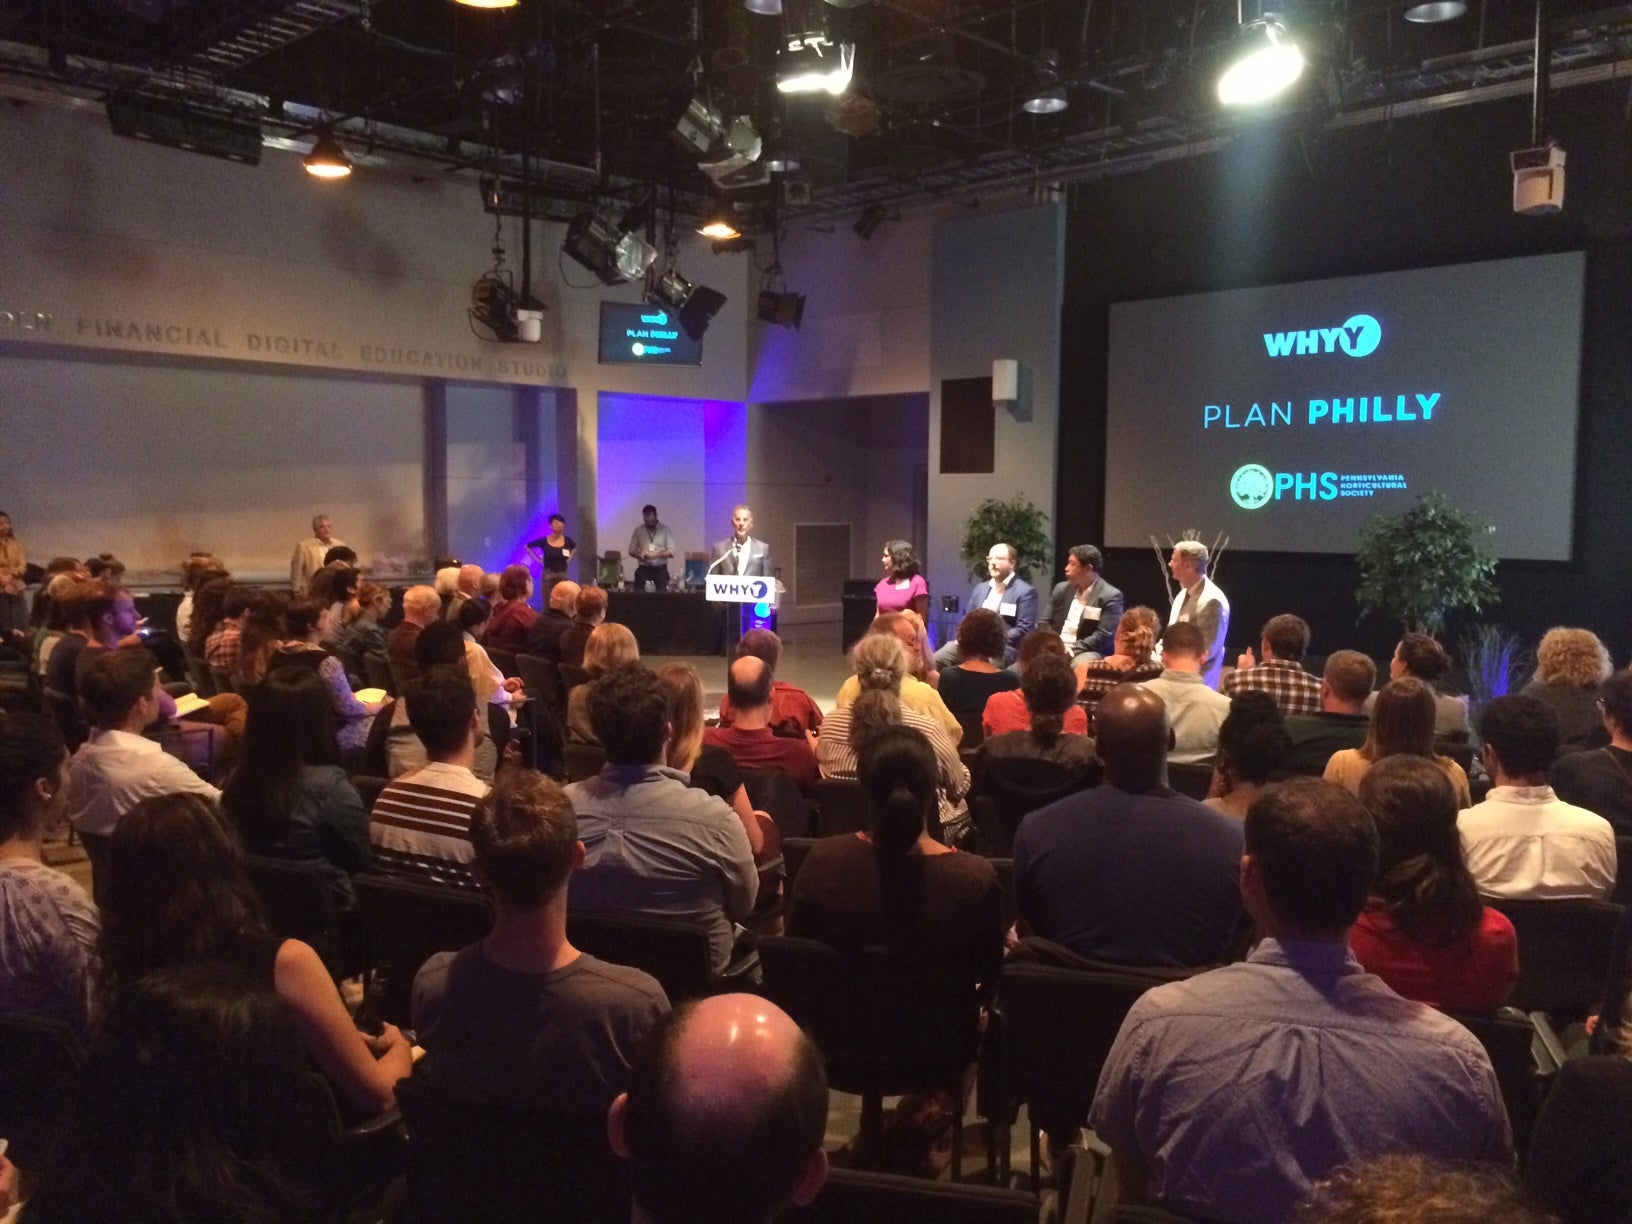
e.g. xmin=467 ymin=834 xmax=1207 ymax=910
xmin=711 ymin=235 xmax=756 ymax=254
xmin=852 ymin=203 xmax=887 ymax=239
xmin=674 ymin=95 xmax=764 ymax=188
xmin=1404 ymin=2 xmax=1467 ymax=20
xmin=679 ymin=286 xmax=728 ymax=342
xmin=757 ymin=288 xmax=806 ymax=329
xmin=563 ymin=211 xmax=658 ymax=285
xmin=1022 ymin=53 xmax=1069 ymax=115
xmin=303 ymin=130 xmax=352 ymax=178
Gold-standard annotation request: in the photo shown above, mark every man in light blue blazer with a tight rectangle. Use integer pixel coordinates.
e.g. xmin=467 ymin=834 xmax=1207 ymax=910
xmin=933 ymin=542 xmax=1038 ymax=668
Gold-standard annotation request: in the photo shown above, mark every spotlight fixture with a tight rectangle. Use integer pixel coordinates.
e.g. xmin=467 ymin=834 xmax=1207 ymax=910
xmin=852 ymin=203 xmax=887 ymax=240
xmin=1403 ymin=1 xmax=1467 ymax=20
xmin=1022 ymin=53 xmax=1069 ymax=115
xmin=697 ymin=202 xmax=742 ymax=241
xmin=453 ymin=0 xmax=518 ymax=8
xmin=711 ymin=236 xmax=755 ymax=254
xmin=777 ymin=32 xmax=856 ymax=95
xmin=469 ymin=272 xmax=544 ymax=342
xmin=679 ymin=286 xmax=729 ymax=342
xmin=673 ymin=95 xmax=765 ymax=187
xmin=744 ymin=0 xmax=782 ymax=12
xmin=1216 ymin=19 xmax=1305 ymax=108
xmin=562 ymin=211 xmax=657 ymax=286
xmin=757 ymin=288 xmax=806 ymax=329
xmin=650 ymin=267 xmax=696 ymax=311
xmin=303 ymin=130 xmax=353 ymax=178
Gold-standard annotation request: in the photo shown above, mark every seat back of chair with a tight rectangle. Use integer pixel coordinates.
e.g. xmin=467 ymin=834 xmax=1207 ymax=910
xmin=363 ymin=653 xmax=397 ymax=697
xmin=1446 ymin=1008 xmax=1546 ymax=1157
xmin=743 ymin=767 xmax=812 ymax=839
xmin=970 ymin=756 xmax=1092 ymax=856
xmin=184 ymin=653 xmax=216 ymax=697
xmin=757 ymin=935 xmax=981 ymax=1097
xmin=0 ymin=1014 xmax=85 ymax=1171
xmin=559 ymin=662 xmax=592 ymax=692
xmin=1165 ymin=761 xmax=1214 ymax=801
xmin=42 ymin=686 xmax=86 ymax=752
xmin=785 ymin=1167 xmax=1039 ymax=1223
xmin=244 ymin=854 xmax=344 ymax=977
xmin=564 ymin=741 xmax=606 ymax=782
xmin=1485 ymin=897 xmax=1623 ymax=1024
xmin=208 ymin=665 xmax=238 ymax=696
xmin=487 ymin=646 xmax=520 ymax=679
xmin=955 ymin=708 xmax=987 ymax=749
xmin=812 ymin=777 xmax=872 ymax=837
xmin=517 ymin=654 xmax=567 ymax=716
xmin=359 ymin=697 xmax=396 ymax=779
xmin=1616 ymin=837 xmax=1632 ymax=906
xmin=354 ymin=874 xmax=494 ymax=999
xmin=566 ymin=911 xmax=717 ymax=1002
xmin=782 ymin=837 xmax=818 ymax=893
xmin=395 ymin=1076 xmax=628 ymax=1224
xmin=350 ymin=774 xmax=392 ymax=812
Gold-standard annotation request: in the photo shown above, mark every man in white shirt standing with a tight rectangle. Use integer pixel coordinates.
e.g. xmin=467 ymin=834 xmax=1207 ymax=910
xmin=1164 ymin=539 xmax=1230 ymax=689
xmin=67 ymin=646 xmax=221 ymax=895
xmin=1460 ymin=693 xmax=1616 ymax=899
xmin=291 ymin=513 xmax=345 ymax=592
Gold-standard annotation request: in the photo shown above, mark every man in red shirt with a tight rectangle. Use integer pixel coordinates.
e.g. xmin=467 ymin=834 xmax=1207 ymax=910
xmin=715 ymin=629 xmax=822 ymax=739
xmin=706 ymin=655 xmax=819 ymax=792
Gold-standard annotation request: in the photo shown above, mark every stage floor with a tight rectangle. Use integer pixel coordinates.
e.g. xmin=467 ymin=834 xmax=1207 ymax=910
xmin=644 ymin=618 xmax=854 ymax=714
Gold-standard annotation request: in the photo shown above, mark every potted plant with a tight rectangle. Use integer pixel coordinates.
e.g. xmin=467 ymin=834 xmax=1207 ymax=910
xmin=1355 ymin=491 xmax=1499 ymax=636
xmin=959 ymin=496 xmax=1051 ymax=581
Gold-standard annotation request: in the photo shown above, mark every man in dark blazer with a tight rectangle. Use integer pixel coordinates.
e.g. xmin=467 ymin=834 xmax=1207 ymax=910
xmin=711 ymin=505 xmax=774 ymax=577
xmin=1044 ymin=544 xmax=1124 ymax=663
xmin=934 ymin=542 xmax=1038 ymax=668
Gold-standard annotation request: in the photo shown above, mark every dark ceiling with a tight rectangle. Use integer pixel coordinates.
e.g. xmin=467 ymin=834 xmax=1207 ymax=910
xmin=3 ymin=0 xmax=1631 ymax=228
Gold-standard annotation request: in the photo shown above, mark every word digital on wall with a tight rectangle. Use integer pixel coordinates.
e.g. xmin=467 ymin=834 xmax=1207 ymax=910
xmin=1102 ymin=252 xmax=1585 ymax=560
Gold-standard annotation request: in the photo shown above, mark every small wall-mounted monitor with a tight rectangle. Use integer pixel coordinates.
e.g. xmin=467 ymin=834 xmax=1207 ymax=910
xmin=598 ymin=302 xmax=703 ymax=367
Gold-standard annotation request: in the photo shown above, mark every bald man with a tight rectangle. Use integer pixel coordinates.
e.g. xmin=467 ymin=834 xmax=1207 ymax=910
xmin=387 ymin=584 xmax=441 ymax=686
xmin=1012 ymin=684 xmax=1246 ymax=969
xmin=525 ymin=579 xmax=581 ymax=662
xmin=609 ymin=994 xmax=829 ymax=1224
xmin=703 ymin=655 xmax=819 ymax=791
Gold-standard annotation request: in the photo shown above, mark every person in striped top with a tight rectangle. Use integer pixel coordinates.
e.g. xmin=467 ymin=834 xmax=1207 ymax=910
xmin=370 ymin=665 xmax=490 ymax=889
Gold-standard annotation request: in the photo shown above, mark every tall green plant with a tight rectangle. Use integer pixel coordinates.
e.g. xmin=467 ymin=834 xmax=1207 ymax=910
xmin=1355 ymin=491 xmax=1499 ymax=636
xmin=959 ymin=496 xmax=1051 ymax=582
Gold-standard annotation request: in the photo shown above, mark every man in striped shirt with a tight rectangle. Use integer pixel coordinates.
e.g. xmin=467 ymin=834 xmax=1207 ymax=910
xmin=371 ymin=665 xmax=490 ymax=889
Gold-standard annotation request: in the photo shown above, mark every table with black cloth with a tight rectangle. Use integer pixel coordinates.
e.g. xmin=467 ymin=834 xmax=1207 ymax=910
xmin=605 ymin=589 xmax=726 ymax=656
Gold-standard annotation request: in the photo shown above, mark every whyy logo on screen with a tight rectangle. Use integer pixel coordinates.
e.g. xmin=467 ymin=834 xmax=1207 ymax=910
xmin=1262 ymin=313 xmax=1381 ymax=359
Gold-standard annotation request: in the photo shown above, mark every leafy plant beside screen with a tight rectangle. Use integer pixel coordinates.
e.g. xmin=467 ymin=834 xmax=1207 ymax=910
xmin=1355 ymin=491 xmax=1499 ymax=637
xmin=959 ymin=497 xmax=1052 ymax=582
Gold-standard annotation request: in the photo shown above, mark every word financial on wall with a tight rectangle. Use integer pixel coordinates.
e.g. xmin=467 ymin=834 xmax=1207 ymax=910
xmin=1203 ymin=393 xmax=1442 ymax=429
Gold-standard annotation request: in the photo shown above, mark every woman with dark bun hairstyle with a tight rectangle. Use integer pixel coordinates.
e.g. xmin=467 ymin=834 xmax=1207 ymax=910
xmin=1365 ymin=631 xmax=1471 ymax=740
xmin=790 ymin=724 xmax=1003 ymax=993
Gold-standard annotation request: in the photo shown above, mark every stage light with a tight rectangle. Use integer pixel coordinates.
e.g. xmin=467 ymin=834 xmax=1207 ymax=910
xmin=777 ymin=33 xmax=855 ymax=95
xmin=674 ymin=95 xmax=764 ymax=186
xmin=562 ymin=211 xmax=658 ymax=286
xmin=453 ymin=0 xmax=517 ymax=8
xmin=744 ymin=0 xmax=781 ymax=12
xmin=1216 ymin=20 xmax=1305 ymax=108
xmin=697 ymin=202 xmax=742 ymax=241
xmin=1404 ymin=2 xmax=1466 ymax=21
xmin=303 ymin=131 xmax=352 ymax=178
xmin=679 ymin=285 xmax=728 ymax=342
xmin=853 ymin=203 xmax=886 ymax=240
xmin=1022 ymin=54 xmax=1069 ymax=115
xmin=651 ymin=268 xmax=695 ymax=311
xmin=757 ymin=288 xmax=806 ymax=329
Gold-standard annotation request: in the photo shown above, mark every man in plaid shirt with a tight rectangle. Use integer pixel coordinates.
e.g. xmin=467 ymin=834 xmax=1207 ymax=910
xmin=1220 ymin=614 xmax=1322 ymax=716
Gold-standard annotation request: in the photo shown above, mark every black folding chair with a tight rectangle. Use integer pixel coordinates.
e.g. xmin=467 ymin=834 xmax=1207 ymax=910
xmin=1446 ymin=1007 xmax=1562 ymax=1159
xmin=0 ymin=1014 xmax=85 ymax=1172
xmin=566 ymin=910 xmax=755 ymax=1002
xmin=517 ymin=654 xmax=567 ymax=717
xmin=812 ymin=776 xmax=872 ymax=837
xmin=564 ymin=741 xmax=606 ymax=782
xmin=1164 ymin=761 xmax=1215 ymax=801
xmin=183 ymin=652 xmax=216 ymax=697
xmin=1485 ymin=897 xmax=1624 ymax=1025
xmin=486 ymin=646 xmax=520 ymax=679
xmin=1615 ymin=836 xmax=1632 ymax=906
xmin=968 ymin=756 xmax=1094 ymax=856
xmin=743 ymin=767 xmax=813 ymax=839
xmin=353 ymin=873 xmax=495 ymax=1024
xmin=363 ymin=653 xmax=397 ymax=697
xmin=243 ymin=853 xmax=347 ymax=980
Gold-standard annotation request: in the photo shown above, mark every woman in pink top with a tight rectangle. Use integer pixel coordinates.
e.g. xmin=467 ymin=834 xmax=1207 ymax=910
xmin=874 ymin=540 xmax=929 ymax=619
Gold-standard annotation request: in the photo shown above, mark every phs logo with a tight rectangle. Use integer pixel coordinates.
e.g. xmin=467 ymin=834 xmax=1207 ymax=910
xmin=1262 ymin=313 xmax=1381 ymax=359
xmin=1231 ymin=464 xmax=1337 ymax=509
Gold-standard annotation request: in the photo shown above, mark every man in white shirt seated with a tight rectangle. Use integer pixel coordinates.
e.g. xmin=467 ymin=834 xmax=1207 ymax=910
xmin=67 ymin=646 xmax=221 ymax=895
xmin=1459 ymin=693 xmax=1616 ymax=900
xmin=1140 ymin=622 xmax=1232 ymax=765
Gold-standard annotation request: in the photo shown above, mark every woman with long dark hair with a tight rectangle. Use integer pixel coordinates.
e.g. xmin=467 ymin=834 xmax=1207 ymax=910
xmin=95 ymin=794 xmax=411 ymax=1115
xmin=1325 ymin=676 xmax=1471 ymax=806
xmin=873 ymin=539 xmax=930 ymax=620
xmin=221 ymin=668 xmax=372 ymax=903
xmin=1350 ymin=754 xmax=1517 ymax=1011
xmin=973 ymin=653 xmax=1097 ymax=781
xmin=269 ymin=598 xmax=381 ymax=755
xmin=1365 ymin=631 xmax=1471 ymax=740
xmin=1205 ymin=692 xmax=1292 ymax=821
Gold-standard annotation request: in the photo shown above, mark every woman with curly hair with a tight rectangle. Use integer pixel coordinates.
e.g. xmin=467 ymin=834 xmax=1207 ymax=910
xmin=1365 ymin=631 xmax=1471 ymax=740
xmin=1076 ymin=604 xmax=1164 ymax=708
xmin=873 ymin=539 xmax=930 ymax=620
xmin=936 ymin=608 xmax=1020 ymax=718
xmin=1524 ymin=626 xmax=1615 ymax=752
xmin=1325 ymin=677 xmax=1472 ymax=806
xmin=1350 ymin=755 xmax=1517 ymax=1011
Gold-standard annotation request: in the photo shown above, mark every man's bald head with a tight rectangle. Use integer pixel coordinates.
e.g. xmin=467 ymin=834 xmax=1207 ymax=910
xmin=611 ymin=994 xmax=829 ymax=1224
xmin=1096 ymin=683 xmax=1171 ymax=791
xmin=548 ymin=580 xmax=581 ymax=613
xmin=727 ymin=655 xmax=774 ymax=713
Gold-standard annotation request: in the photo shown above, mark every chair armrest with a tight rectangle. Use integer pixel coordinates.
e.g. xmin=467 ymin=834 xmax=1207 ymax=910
xmin=342 ymin=1105 xmax=404 ymax=1143
xmin=1527 ymin=1010 xmax=1568 ymax=1075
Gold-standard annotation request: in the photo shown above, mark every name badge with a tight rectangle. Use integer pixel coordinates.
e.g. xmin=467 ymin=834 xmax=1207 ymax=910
xmin=1085 ymin=605 xmax=1102 ymax=621
xmin=1000 ymin=602 xmax=1018 ymax=617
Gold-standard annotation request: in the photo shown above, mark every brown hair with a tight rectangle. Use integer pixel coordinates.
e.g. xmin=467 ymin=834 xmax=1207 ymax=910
xmin=955 ymin=608 xmax=1007 ymax=662
xmin=1535 ymin=626 xmax=1613 ymax=687
xmin=1361 ymin=676 xmax=1438 ymax=762
xmin=1115 ymin=606 xmax=1161 ymax=664
xmin=575 ymin=585 xmax=609 ymax=621
xmin=1261 ymin=613 xmax=1311 ymax=661
xmin=656 ymin=662 xmax=707 ymax=773
xmin=498 ymin=564 xmax=532 ymax=601
xmin=583 ymin=622 xmax=639 ymax=675
xmin=1324 ymin=650 xmax=1378 ymax=705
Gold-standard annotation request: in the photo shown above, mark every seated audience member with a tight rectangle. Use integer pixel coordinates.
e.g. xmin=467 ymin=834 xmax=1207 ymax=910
xmin=1140 ymin=621 xmax=1232 ymax=764
xmin=791 ymin=724 xmax=1003 ymax=993
xmin=1204 ymin=691 xmax=1292 ymax=820
xmin=1524 ymin=626 xmax=1614 ymax=753
xmin=1352 ymin=756 xmax=1518 ymax=1011
xmin=387 ymin=584 xmax=441 ymax=686
xmin=412 ymin=770 xmax=670 ymax=1111
xmin=220 ymin=668 xmax=372 ymax=906
xmin=835 ymin=613 xmax=961 ymax=744
xmin=1296 ymin=1154 xmax=1553 ymax=1224
xmin=1459 ymin=693 xmax=1615 ymax=900
xmin=1365 ymin=632 xmax=1473 ymax=739
xmin=1077 ymin=605 xmax=1165 ymax=707
xmin=704 ymin=656 xmax=819 ymax=791
xmin=234 ymin=590 xmax=290 ymax=688
xmin=1551 ymin=667 xmax=1632 ymax=836
xmin=31 ymin=572 xmax=80 ymax=680
xmin=525 ymin=579 xmax=581 ymax=662
xmin=984 ymin=627 xmax=1091 ymax=738
xmin=936 ymin=608 xmax=1021 ymax=716
xmin=317 ymin=565 xmax=361 ymax=645
xmin=657 ymin=663 xmax=767 ymax=859
xmin=305 ymin=558 xmax=351 ymax=618
xmin=433 ymin=564 xmax=461 ymax=614
xmin=445 ymin=563 xmax=485 ymax=625
xmin=564 ymin=665 xmax=757 ymax=974
xmin=458 ymin=597 xmax=522 ymax=708
xmin=1222 ymin=613 xmax=1322 ymax=715
xmin=566 ymin=622 xmax=640 ymax=745
xmin=97 ymin=794 xmax=412 ymax=1115
xmin=484 ymin=564 xmax=539 ymax=655
xmin=22 ymin=963 xmax=328 ymax=1224
xmin=85 ymin=552 xmax=126 ymax=584
xmin=45 ymin=579 xmax=127 ymax=700
xmin=716 ymin=628 xmax=823 ymax=738
xmin=608 ymin=995 xmax=830 ymax=1224
xmin=68 ymin=646 xmax=221 ymax=885
xmin=1326 ymin=677 xmax=1472 ymax=806
xmin=482 ymin=571 xmax=501 ymax=601
xmin=370 ymin=666 xmax=492 ymax=890
xmin=818 ymin=633 xmax=969 ymax=833
xmin=1090 ymin=778 xmax=1512 ymax=1224
xmin=203 ymin=585 xmax=252 ymax=672
xmin=1013 ymin=684 xmax=1244 ymax=967
xmin=973 ymin=653 xmax=1098 ymax=783
xmin=332 ymin=579 xmax=390 ymax=679
xmin=1284 ymin=649 xmax=1378 ymax=774
xmin=271 ymin=598 xmax=381 ymax=756
xmin=0 ymin=714 xmax=98 ymax=1038
xmin=558 ymin=585 xmax=609 ymax=670
xmin=172 ymin=554 xmax=225 ymax=646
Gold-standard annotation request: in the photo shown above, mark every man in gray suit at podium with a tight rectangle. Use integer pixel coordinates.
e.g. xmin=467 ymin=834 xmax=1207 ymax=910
xmin=712 ymin=505 xmax=774 ymax=578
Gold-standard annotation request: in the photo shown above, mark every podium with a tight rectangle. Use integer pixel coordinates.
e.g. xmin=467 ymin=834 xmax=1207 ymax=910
xmin=704 ymin=574 xmax=779 ymax=641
